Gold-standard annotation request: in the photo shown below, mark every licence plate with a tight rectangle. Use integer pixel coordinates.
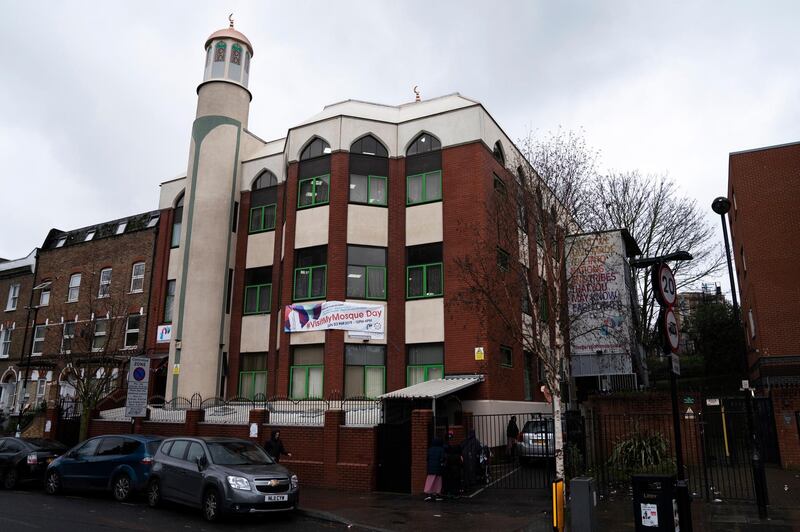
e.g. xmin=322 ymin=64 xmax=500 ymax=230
xmin=265 ymin=494 xmax=288 ymax=502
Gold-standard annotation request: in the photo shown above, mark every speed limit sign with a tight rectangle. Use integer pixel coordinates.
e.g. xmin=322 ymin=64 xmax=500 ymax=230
xmin=662 ymin=307 xmax=680 ymax=353
xmin=653 ymin=263 xmax=677 ymax=307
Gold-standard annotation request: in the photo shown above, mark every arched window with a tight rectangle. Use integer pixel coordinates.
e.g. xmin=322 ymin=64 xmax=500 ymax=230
xmin=228 ymin=43 xmax=243 ymax=82
xmin=300 ymin=137 xmax=331 ymax=161
xmin=406 ymin=133 xmax=442 ymax=205
xmin=406 ymin=133 xmax=441 ymax=156
xmin=298 ymin=138 xmax=331 ymax=209
xmin=349 ymin=135 xmax=389 ymax=206
xmin=350 ymin=135 xmax=388 ymax=157
xmin=252 ymin=170 xmax=277 ymax=190
xmin=493 ymin=141 xmax=505 ymax=164
xmin=250 ymin=171 xmax=278 ymax=233
xmin=211 ymin=41 xmax=227 ymax=78
xmin=171 ymin=193 xmax=184 ymax=248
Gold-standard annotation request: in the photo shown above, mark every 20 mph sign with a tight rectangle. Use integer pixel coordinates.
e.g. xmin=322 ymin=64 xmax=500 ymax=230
xmin=653 ymin=263 xmax=677 ymax=307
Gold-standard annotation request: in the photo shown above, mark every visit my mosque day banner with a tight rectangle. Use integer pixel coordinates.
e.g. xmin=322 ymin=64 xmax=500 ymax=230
xmin=284 ymin=301 xmax=385 ymax=339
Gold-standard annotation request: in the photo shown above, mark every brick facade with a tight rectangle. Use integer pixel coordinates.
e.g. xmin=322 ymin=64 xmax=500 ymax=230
xmin=728 ymin=142 xmax=800 ymax=383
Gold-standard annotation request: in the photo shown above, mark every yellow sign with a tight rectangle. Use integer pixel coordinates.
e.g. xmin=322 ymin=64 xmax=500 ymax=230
xmin=172 ymin=363 xmax=180 ymax=375
xmin=474 ymin=347 xmax=485 ymax=361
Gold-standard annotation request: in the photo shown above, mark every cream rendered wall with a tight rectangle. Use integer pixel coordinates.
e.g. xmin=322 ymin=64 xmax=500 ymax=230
xmin=405 ymin=203 xmax=443 ymax=246
xmin=295 ymin=206 xmax=329 ymax=248
xmin=240 ymin=154 xmax=285 ymax=191
xmin=405 ymin=299 xmax=444 ymax=343
xmin=290 ymin=330 xmax=326 ymax=345
xmin=397 ymin=106 xmax=482 ymax=154
xmin=339 ymin=118 xmax=398 ymax=158
xmin=287 ymin=118 xmax=341 ymax=162
xmin=240 ymin=314 xmax=271 ymax=352
xmin=246 ymin=231 xmax=275 ymax=268
xmin=167 ymin=248 xmax=181 ymax=280
xmin=159 ymin=178 xmax=186 ymax=210
xmin=347 ymin=206 xmax=388 ymax=247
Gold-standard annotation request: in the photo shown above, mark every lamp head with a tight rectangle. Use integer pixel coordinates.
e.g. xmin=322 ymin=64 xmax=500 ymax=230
xmin=712 ymin=196 xmax=731 ymax=215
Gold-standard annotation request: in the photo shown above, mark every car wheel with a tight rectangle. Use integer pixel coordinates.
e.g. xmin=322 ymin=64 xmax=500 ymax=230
xmin=112 ymin=473 xmax=132 ymax=502
xmin=147 ymin=479 xmax=161 ymax=508
xmin=45 ymin=470 xmax=61 ymax=495
xmin=202 ymin=487 xmax=221 ymax=522
xmin=3 ymin=467 xmax=19 ymax=490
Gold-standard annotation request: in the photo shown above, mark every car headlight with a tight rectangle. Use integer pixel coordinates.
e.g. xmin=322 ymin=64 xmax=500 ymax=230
xmin=226 ymin=476 xmax=251 ymax=491
xmin=291 ymin=474 xmax=299 ymax=489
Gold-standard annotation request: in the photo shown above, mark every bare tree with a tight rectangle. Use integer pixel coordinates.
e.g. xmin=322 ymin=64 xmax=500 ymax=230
xmin=453 ymin=129 xmax=600 ymax=480
xmin=586 ymin=171 xmax=726 ymax=348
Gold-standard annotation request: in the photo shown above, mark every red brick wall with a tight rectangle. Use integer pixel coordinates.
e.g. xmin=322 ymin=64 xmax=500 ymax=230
xmin=386 ymin=157 xmax=407 ymax=392
xmin=0 ymin=268 xmax=35 ymax=369
xmin=728 ymin=143 xmax=800 ymax=379
xmin=144 ymin=209 xmax=173 ymax=360
xmin=411 ymin=408 xmax=432 ymax=494
xmin=87 ymin=407 xmax=377 ymax=490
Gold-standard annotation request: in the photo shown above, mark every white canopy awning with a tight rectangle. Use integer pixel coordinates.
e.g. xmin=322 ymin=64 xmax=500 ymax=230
xmin=380 ymin=375 xmax=483 ymax=400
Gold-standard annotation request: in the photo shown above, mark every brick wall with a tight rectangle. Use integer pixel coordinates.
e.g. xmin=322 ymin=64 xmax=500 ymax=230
xmin=411 ymin=408 xmax=432 ymax=494
xmin=0 ymin=269 xmax=35 ymax=372
xmin=772 ymin=387 xmax=800 ymax=469
xmin=728 ymin=143 xmax=800 ymax=379
xmin=86 ymin=407 xmax=377 ymax=490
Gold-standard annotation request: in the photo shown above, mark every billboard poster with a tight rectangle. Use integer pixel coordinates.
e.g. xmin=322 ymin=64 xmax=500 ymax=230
xmin=284 ymin=301 xmax=384 ymax=339
xmin=567 ymin=231 xmax=635 ymax=376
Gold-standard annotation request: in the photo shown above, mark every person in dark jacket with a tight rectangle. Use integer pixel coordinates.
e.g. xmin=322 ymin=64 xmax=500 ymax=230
xmin=424 ymin=437 xmax=445 ymax=500
xmin=507 ymin=416 xmax=520 ymax=457
xmin=264 ymin=430 xmax=292 ymax=462
xmin=443 ymin=431 xmax=463 ymax=497
xmin=461 ymin=430 xmax=482 ymax=490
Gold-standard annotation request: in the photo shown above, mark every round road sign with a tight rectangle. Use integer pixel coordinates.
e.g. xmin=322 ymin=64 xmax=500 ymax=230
xmin=662 ymin=308 xmax=680 ymax=353
xmin=133 ymin=367 xmax=147 ymax=382
xmin=653 ymin=263 xmax=677 ymax=307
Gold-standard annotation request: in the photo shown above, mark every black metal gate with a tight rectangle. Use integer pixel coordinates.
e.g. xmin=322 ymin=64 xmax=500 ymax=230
xmin=376 ymin=420 xmax=411 ymax=492
xmin=753 ymin=397 xmax=780 ymax=464
xmin=470 ymin=413 xmax=554 ymax=489
xmin=56 ymin=398 xmax=81 ymax=447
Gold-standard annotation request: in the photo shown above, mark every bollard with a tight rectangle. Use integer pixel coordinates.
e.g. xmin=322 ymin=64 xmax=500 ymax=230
xmin=552 ymin=479 xmax=565 ymax=532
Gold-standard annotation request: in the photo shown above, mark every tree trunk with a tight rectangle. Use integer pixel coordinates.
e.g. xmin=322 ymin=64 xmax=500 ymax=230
xmin=79 ymin=405 xmax=91 ymax=442
xmin=552 ymin=385 xmax=565 ymax=480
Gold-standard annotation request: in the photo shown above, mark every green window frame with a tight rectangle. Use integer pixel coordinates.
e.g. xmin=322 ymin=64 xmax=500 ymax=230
xmin=350 ymin=175 xmax=388 ymax=206
xmin=348 ymin=266 xmax=386 ymax=300
xmin=406 ymin=364 xmax=444 ymax=386
xmin=289 ymin=365 xmax=324 ymax=399
xmin=406 ymin=263 xmax=443 ymax=299
xmin=345 ymin=365 xmax=386 ymax=398
xmin=500 ymin=345 xmax=513 ymax=367
xmin=297 ymin=174 xmax=330 ymax=208
xmin=249 ymin=204 xmax=276 ymax=233
xmin=294 ymin=265 xmax=327 ymax=301
xmin=406 ymin=170 xmax=442 ymax=205
xmin=239 ymin=370 xmax=267 ymax=399
xmin=244 ymin=283 xmax=271 ymax=314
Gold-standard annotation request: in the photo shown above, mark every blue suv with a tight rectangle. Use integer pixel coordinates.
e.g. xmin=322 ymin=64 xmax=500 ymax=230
xmin=45 ymin=434 xmax=162 ymax=501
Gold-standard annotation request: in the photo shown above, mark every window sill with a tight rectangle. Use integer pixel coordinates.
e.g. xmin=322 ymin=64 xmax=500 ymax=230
xmin=500 ymin=364 xmax=514 ymax=369
xmin=122 ymin=346 xmax=138 ymax=350
xmin=31 ymin=353 xmax=42 ymax=357
xmin=406 ymin=199 xmax=442 ymax=207
xmin=129 ymin=290 xmax=144 ymax=295
xmin=297 ymin=202 xmax=330 ymax=210
xmin=0 ymin=355 xmax=9 ymax=359
xmin=248 ymin=228 xmax=276 ymax=235
xmin=406 ymin=294 xmax=443 ymax=300
xmin=4 ymin=308 xmax=16 ymax=312
xmin=348 ymin=201 xmax=388 ymax=208
xmin=243 ymin=311 xmax=271 ymax=316
xmin=66 ymin=300 xmax=78 ymax=304
xmin=170 ymin=245 xmax=180 ymax=250
xmin=293 ymin=296 xmax=327 ymax=302
xmin=97 ymin=295 xmax=110 ymax=299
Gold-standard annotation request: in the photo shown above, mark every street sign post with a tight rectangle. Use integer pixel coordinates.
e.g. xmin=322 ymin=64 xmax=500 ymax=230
xmin=125 ymin=357 xmax=150 ymax=418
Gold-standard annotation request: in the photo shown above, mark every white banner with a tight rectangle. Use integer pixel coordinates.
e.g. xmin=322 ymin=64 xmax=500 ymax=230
xmin=284 ymin=301 xmax=384 ymax=339
xmin=125 ymin=357 xmax=150 ymax=418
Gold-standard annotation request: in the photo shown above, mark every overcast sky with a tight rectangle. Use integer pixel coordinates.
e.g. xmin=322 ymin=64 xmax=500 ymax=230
xmin=2 ymin=1 xmax=798 ymax=294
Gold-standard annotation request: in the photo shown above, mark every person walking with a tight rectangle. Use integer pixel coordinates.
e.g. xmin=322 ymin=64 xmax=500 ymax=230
xmin=424 ymin=437 xmax=445 ymax=501
xmin=461 ymin=430 xmax=482 ymax=490
xmin=264 ymin=429 xmax=292 ymax=462
xmin=506 ymin=416 xmax=520 ymax=457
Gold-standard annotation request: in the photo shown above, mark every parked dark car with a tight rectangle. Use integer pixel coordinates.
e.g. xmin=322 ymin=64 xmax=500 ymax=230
xmin=45 ymin=434 xmax=163 ymax=501
xmin=147 ymin=437 xmax=299 ymax=522
xmin=0 ymin=437 xmax=67 ymax=489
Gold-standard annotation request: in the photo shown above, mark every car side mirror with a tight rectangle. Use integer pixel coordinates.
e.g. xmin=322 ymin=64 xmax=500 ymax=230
xmin=195 ymin=455 xmax=207 ymax=471
xmin=67 ymin=451 xmax=78 ymax=459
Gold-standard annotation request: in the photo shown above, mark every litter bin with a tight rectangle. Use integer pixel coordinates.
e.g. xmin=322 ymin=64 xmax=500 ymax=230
xmin=570 ymin=477 xmax=597 ymax=532
xmin=631 ymin=474 xmax=679 ymax=531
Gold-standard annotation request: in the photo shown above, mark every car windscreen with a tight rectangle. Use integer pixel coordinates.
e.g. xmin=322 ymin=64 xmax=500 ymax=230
xmin=207 ymin=441 xmax=275 ymax=466
xmin=26 ymin=439 xmax=67 ymax=451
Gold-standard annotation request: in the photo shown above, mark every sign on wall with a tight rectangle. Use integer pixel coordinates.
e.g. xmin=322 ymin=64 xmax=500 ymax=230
xmin=156 ymin=324 xmax=172 ymax=343
xmin=125 ymin=357 xmax=150 ymax=418
xmin=284 ymin=301 xmax=384 ymax=339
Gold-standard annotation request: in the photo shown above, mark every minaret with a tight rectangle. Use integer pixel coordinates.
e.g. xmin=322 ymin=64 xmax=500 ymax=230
xmin=167 ymin=17 xmax=254 ymax=399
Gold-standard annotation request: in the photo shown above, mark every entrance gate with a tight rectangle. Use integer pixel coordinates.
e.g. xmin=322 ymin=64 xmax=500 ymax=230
xmin=471 ymin=413 xmax=554 ymax=490
xmin=56 ymin=398 xmax=81 ymax=447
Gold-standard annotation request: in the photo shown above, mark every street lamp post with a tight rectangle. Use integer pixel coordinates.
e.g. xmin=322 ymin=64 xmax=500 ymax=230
xmin=711 ymin=196 xmax=768 ymax=519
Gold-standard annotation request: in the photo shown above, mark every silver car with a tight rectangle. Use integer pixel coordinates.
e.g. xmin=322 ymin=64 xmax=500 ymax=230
xmin=147 ymin=436 xmax=299 ymax=522
xmin=516 ymin=418 xmax=555 ymax=462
